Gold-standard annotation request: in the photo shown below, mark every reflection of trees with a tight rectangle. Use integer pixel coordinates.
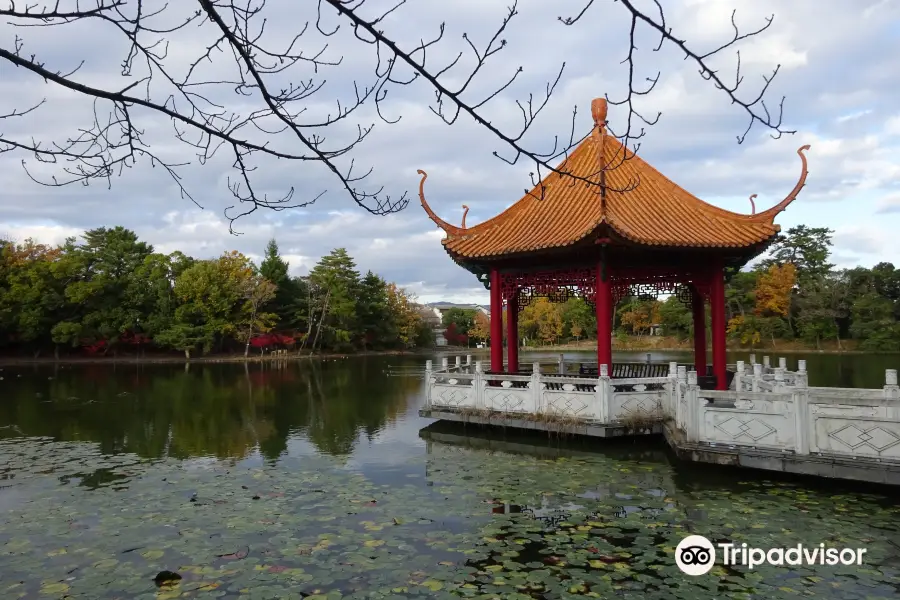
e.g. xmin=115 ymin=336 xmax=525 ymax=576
xmin=0 ymin=357 xmax=420 ymax=460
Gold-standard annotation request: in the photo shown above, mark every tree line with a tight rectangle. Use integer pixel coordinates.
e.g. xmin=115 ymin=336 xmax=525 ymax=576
xmin=0 ymin=227 xmax=434 ymax=359
xmin=439 ymin=226 xmax=900 ymax=352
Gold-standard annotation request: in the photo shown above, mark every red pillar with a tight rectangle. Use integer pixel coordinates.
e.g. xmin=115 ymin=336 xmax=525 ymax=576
xmin=709 ymin=266 xmax=727 ymax=390
xmin=506 ymin=294 xmax=519 ymax=373
xmin=691 ymin=286 xmax=707 ymax=376
xmin=596 ymin=263 xmax=613 ymax=371
xmin=489 ymin=268 xmax=504 ymax=373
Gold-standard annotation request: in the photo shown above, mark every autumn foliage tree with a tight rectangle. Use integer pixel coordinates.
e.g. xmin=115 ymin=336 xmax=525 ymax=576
xmin=468 ymin=312 xmax=491 ymax=344
xmin=727 ymin=263 xmax=796 ymax=348
xmin=520 ymin=298 xmax=563 ymax=345
xmin=618 ymin=299 xmax=661 ymax=338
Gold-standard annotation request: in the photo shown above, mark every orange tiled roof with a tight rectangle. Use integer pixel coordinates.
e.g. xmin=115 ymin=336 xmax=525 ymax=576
xmin=418 ymin=98 xmax=809 ymax=260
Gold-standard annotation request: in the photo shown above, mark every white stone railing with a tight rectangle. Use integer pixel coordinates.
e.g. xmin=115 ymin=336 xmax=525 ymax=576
xmin=425 ymin=357 xmax=900 ymax=463
xmin=677 ymin=367 xmax=900 ymax=461
xmin=424 ymin=359 xmax=680 ymax=426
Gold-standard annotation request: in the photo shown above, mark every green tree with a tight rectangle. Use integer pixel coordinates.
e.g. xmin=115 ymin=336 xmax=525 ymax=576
xmin=0 ymin=239 xmax=66 ymax=356
xmin=850 ymin=292 xmax=900 ymax=351
xmin=238 ymin=274 xmax=278 ymax=356
xmin=357 ymin=271 xmax=394 ymax=349
xmin=258 ymin=238 xmax=304 ymax=329
xmin=760 ymin=225 xmax=834 ymax=289
xmin=441 ymin=307 xmax=477 ymax=336
xmin=308 ymin=248 xmax=361 ymax=351
xmin=157 ymin=251 xmax=255 ymax=357
xmin=559 ymin=298 xmax=596 ymax=341
xmin=657 ymin=296 xmax=692 ymax=340
xmin=795 ymin=272 xmax=847 ymax=349
xmin=59 ymin=227 xmax=154 ymax=353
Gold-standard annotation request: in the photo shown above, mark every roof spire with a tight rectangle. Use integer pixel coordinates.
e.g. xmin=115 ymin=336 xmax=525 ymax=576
xmin=592 ymin=97 xmax=608 ymax=129
xmin=591 ymin=97 xmax=609 ymax=215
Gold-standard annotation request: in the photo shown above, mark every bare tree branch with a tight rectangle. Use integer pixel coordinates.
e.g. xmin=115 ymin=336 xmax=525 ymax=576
xmin=0 ymin=0 xmax=792 ymax=232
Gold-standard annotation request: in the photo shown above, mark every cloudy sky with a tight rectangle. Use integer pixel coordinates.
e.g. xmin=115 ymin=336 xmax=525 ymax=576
xmin=1 ymin=0 xmax=899 ymax=304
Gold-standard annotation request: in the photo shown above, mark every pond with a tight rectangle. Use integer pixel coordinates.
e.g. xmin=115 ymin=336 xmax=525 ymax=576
xmin=1 ymin=353 xmax=898 ymax=599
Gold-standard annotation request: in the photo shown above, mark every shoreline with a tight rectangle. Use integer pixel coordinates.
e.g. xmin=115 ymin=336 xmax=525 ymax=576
xmin=526 ymin=345 xmax=892 ymax=355
xmin=0 ymin=348 xmax=423 ymax=367
xmin=2 ymin=344 xmax=895 ymax=367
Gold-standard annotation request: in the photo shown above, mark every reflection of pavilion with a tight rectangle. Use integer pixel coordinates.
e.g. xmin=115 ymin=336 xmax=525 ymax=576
xmin=420 ymin=422 xmax=677 ymax=525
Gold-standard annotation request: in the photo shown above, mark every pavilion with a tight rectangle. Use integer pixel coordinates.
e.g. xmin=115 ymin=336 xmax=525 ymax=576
xmin=418 ymin=97 xmax=809 ymax=390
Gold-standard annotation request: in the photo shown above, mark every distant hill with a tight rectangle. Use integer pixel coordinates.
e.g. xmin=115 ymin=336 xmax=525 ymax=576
xmin=426 ymin=301 xmax=490 ymax=314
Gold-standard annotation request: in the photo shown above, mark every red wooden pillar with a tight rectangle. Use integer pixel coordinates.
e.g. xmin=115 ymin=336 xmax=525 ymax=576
xmin=691 ymin=285 xmax=707 ymax=376
xmin=596 ymin=263 xmax=613 ymax=371
xmin=709 ymin=265 xmax=727 ymax=390
xmin=489 ymin=268 xmax=504 ymax=373
xmin=506 ymin=294 xmax=519 ymax=374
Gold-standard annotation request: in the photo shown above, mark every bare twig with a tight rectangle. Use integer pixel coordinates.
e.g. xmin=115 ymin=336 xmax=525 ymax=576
xmin=0 ymin=0 xmax=791 ymax=230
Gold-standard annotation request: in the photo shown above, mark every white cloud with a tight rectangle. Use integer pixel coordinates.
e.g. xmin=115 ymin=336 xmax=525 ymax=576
xmin=1 ymin=0 xmax=899 ymax=301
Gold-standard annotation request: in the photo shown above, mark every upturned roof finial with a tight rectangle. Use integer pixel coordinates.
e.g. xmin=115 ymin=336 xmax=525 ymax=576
xmin=591 ymin=97 xmax=608 ymax=129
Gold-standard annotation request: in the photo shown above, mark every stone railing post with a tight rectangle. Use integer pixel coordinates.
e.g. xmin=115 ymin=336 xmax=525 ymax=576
xmin=884 ymin=369 xmax=900 ymax=405
xmin=424 ymin=360 xmax=433 ymax=409
xmin=558 ymin=353 xmax=566 ymax=375
xmin=531 ymin=362 xmax=542 ymax=412
xmin=598 ymin=364 xmax=610 ymax=422
xmin=666 ymin=362 xmax=678 ymax=419
xmin=735 ymin=361 xmax=745 ymax=392
xmin=795 ymin=360 xmax=808 ymax=389
xmin=763 ymin=356 xmax=771 ymax=370
xmin=466 ymin=354 xmax=472 ymax=368
xmin=774 ymin=367 xmax=785 ymax=391
xmin=779 ymin=357 xmax=787 ymax=370
xmin=749 ymin=353 xmax=756 ymax=365
xmin=792 ymin=366 xmax=810 ymax=455
xmin=675 ymin=366 xmax=687 ymax=429
xmin=441 ymin=357 xmax=449 ymax=373
xmin=686 ymin=370 xmax=701 ymax=443
xmin=455 ymin=355 xmax=462 ymax=371
xmin=473 ymin=361 xmax=485 ymax=408
xmin=752 ymin=363 xmax=762 ymax=392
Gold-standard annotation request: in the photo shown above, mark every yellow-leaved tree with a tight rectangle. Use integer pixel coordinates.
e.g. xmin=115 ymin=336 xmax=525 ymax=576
xmin=755 ymin=263 xmax=796 ymax=318
xmin=385 ymin=283 xmax=422 ymax=348
xmin=518 ymin=297 xmax=563 ymax=345
xmin=468 ymin=311 xmax=491 ymax=343
xmin=754 ymin=263 xmax=796 ymax=347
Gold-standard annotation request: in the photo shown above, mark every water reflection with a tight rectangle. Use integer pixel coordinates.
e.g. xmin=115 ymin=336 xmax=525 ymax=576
xmin=0 ymin=358 xmax=420 ymax=460
xmin=420 ymin=423 xmax=900 ymax=598
xmin=1 ymin=357 xmax=900 ymax=599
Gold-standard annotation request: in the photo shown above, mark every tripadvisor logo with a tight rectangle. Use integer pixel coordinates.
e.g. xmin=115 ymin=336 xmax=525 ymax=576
xmin=675 ymin=535 xmax=868 ymax=576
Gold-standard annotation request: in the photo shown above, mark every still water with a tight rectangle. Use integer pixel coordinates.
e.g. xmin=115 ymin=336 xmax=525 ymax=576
xmin=1 ymin=352 xmax=898 ymax=599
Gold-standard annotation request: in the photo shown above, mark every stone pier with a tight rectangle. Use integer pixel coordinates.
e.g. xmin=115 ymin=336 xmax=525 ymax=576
xmin=419 ymin=355 xmax=900 ymax=485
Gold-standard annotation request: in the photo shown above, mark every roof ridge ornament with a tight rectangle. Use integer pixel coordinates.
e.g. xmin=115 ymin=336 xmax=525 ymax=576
xmin=751 ymin=145 xmax=811 ymax=221
xmin=416 ymin=169 xmax=466 ymax=237
xmin=591 ymin=97 xmax=609 ymax=217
